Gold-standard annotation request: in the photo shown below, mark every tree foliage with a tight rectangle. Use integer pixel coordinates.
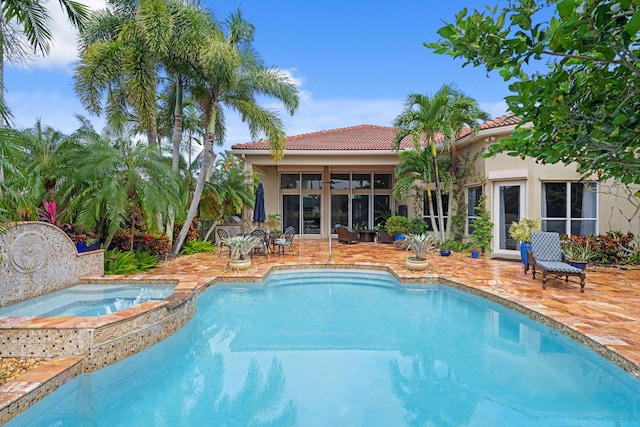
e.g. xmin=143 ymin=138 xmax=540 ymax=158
xmin=428 ymin=0 xmax=640 ymax=184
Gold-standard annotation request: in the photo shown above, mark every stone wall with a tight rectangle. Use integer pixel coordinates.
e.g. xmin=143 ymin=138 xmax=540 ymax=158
xmin=0 ymin=222 xmax=104 ymax=307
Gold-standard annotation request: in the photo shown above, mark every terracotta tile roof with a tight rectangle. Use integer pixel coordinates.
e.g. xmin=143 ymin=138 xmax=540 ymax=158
xmin=231 ymin=124 xmax=414 ymax=151
xmin=231 ymin=115 xmax=521 ymax=152
xmin=457 ymin=113 xmax=522 ymax=139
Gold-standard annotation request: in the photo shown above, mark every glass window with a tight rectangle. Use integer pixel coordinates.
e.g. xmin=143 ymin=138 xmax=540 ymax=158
xmin=331 ymin=194 xmax=349 ymax=232
xmin=423 ymin=192 xmax=449 ymax=231
xmin=543 ymin=183 xmax=566 ymax=218
xmin=302 ymin=194 xmax=321 ymax=234
xmin=302 ymin=174 xmax=322 ymax=190
xmin=352 ymin=194 xmax=370 ymax=229
xmin=467 ymin=186 xmax=483 ymax=235
xmin=330 ymin=174 xmax=349 ymax=190
xmin=374 ymin=195 xmax=391 ymax=227
xmin=282 ymin=195 xmax=300 ymax=233
xmin=281 ymin=174 xmax=300 ymax=190
xmin=351 ymin=173 xmax=371 ymax=189
xmin=374 ymin=174 xmax=392 ymax=189
xmin=542 ymin=182 xmax=597 ymax=236
xmin=499 ymin=185 xmax=520 ymax=251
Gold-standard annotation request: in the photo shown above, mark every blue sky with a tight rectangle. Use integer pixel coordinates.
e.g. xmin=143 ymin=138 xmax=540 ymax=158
xmin=6 ymin=0 xmax=511 ymax=153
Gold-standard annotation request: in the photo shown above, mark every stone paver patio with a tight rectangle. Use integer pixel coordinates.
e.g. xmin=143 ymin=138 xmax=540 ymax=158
xmin=2 ymin=237 xmax=640 ymax=422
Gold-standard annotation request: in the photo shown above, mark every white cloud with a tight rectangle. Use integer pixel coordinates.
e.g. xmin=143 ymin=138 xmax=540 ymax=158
xmin=30 ymin=0 xmax=108 ymax=71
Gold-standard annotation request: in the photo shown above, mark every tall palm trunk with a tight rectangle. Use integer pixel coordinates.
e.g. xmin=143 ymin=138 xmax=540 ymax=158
xmin=430 ymin=140 xmax=445 ymax=243
xmin=172 ymin=106 xmax=217 ymax=255
xmin=171 ymin=77 xmax=184 ymax=171
xmin=425 ymin=186 xmax=438 ymax=237
xmin=166 ymin=76 xmax=184 ymax=245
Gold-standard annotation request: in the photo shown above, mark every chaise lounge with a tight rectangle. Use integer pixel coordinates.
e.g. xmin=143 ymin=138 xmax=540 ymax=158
xmin=526 ymin=232 xmax=586 ymax=292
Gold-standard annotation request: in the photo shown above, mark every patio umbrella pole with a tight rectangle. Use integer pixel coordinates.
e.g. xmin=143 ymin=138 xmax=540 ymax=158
xmin=328 ymin=234 xmax=333 ymax=263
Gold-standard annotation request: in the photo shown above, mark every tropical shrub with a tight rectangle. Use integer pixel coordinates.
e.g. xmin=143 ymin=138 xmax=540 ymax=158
xmin=112 ymin=230 xmax=171 ymax=258
xmin=37 ymin=199 xmax=67 ymax=226
xmin=410 ymin=217 xmax=428 ymax=234
xmin=180 ymin=240 xmax=214 ymax=255
xmin=104 ymin=249 xmax=160 ymax=275
xmin=385 ymin=216 xmax=412 ymax=236
xmin=508 ymin=218 xmax=541 ymax=242
xmin=561 ymin=239 xmax=595 ymax=262
xmin=469 ymin=195 xmax=493 ymax=253
xmin=562 ymin=232 xmax=638 ymax=265
xmin=439 ymin=239 xmax=469 ymax=252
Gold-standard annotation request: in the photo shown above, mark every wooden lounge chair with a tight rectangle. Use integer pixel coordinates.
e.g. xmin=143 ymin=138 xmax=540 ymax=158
xmin=336 ymin=225 xmax=359 ymax=244
xmin=526 ymin=232 xmax=585 ymax=292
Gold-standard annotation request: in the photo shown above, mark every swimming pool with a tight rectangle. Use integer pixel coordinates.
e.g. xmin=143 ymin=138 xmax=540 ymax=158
xmin=7 ymin=270 xmax=640 ymax=426
xmin=0 ymin=284 xmax=176 ymax=317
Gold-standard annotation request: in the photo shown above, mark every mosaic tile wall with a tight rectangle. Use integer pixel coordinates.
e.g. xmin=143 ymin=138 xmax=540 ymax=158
xmin=0 ymin=298 xmax=196 ymax=372
xmin=0 ymin=222 xmax=104 ymax=307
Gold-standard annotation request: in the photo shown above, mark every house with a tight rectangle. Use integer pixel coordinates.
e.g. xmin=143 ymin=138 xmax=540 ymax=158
xmin=231 ymin=115 xmax=640 ymax=259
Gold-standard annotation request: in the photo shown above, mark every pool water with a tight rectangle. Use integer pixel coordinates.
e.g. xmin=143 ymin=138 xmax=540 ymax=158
xmin=0 ymin=284 xmax=175 ymax=317
xmin=7 ymin=270 xmax=640 ymax=426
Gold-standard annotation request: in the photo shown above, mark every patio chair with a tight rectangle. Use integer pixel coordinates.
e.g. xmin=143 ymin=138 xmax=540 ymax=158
xmin=273 ymin=226 xmax=296 ymax=255
xmin=216 ymin=228 xmax=231 ymax=257
xmin=250 ymin=228 xmax=269 ymax=258
xmin=336 ymin=225 xmax=359 ymax=244
xmin=526 ymin=232 xmax=585 ymax=292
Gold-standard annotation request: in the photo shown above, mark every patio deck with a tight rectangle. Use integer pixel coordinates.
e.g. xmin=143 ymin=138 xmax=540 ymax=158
xmin=2 ymin=237 xmax=640 ymax=423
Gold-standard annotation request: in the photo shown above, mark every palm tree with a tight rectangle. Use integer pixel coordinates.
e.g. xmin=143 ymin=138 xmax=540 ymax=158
xmin=172 ymin=10 xmax=299 ymax=255
xmin=18 ymin=120 xmax=68 ymax=201
xmin=0 ymin=0 xmax=89 ymax=125
xmin=57 ymin=126 xmax=185 ymax=250
xmin=393 ymin=148 xmax=438 ymax=235
xmin=393 ymin=84 xmax=488 ymax=242
xmin=162 ymin=1 xmax=216 ymax=172
xmin=393 ymin=87 xmax=451 ymax=242
xmin=74 ymin=0 xmax=173 ymax=145
xmin=0 ymin=127 xmax=28 ymax=220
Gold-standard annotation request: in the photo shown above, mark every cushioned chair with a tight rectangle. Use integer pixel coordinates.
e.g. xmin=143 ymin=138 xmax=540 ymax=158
xmin=273 ymin=226 xmax=295 ymax=255
xmin=377 ymin=229 xmax=394 ymax=244
xmin=250 ymin=228 xmax=269 ymax=258
xmin=336 ymin=225 xmax=359 ymax=244
xmin=216 ymin=228 xmax=231 ymax=257
xmin=526 ymin=232 xmax=585 ymax=292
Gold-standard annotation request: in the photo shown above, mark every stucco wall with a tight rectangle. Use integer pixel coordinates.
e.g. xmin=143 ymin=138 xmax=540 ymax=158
xmin=0 ymin=222 xmax=104 ymax=307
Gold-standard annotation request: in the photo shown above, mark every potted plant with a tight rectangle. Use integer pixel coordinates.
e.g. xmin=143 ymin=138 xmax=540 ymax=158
xmin=73 ymin=233 xmax=99 ymax=253
xmin=223 ymin=235 xmax=260 ymax=270
xmin=469 ymin=195 xmax=493 ymax=257
xmin=439 ymin=239 xmax=455 ymax=256
xmin=405 ymin=233 xmax=438 ymax=271
xmin=508 ymin=218 xmax=541 ymax=266
xmin=385 ymin=215 xmax=412 ymax=241
xmin=562 ymin=239 xmax=594 ymax=270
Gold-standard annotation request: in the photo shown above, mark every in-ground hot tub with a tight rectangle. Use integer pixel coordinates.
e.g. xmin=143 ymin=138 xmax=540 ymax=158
xmin=0 ymin=284 xmax=176 ymax=317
